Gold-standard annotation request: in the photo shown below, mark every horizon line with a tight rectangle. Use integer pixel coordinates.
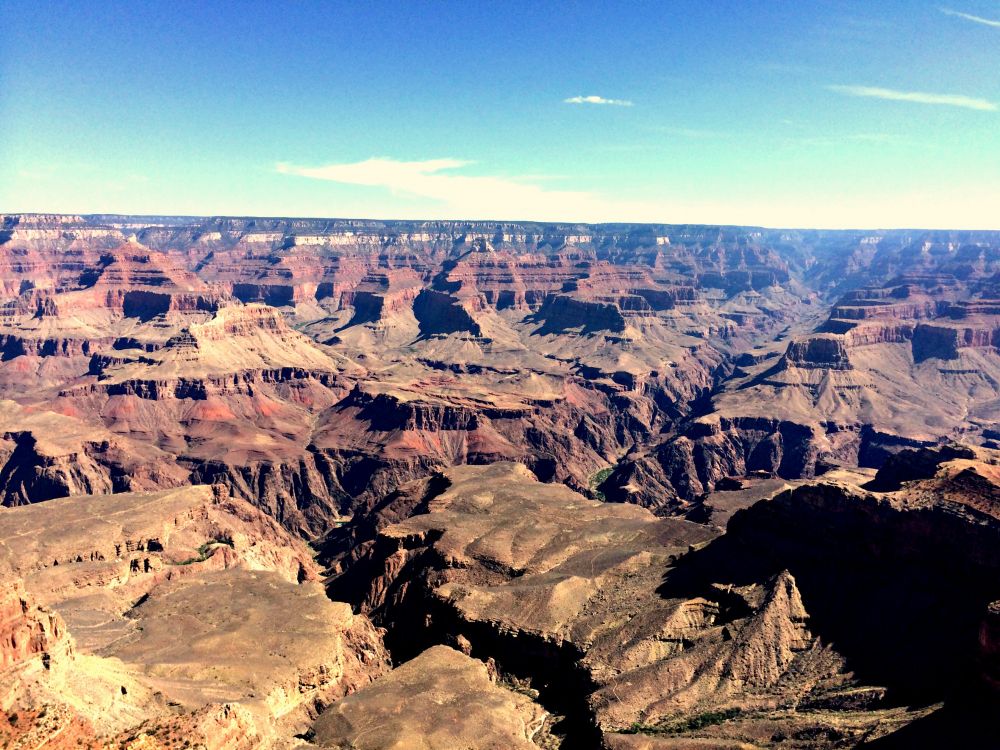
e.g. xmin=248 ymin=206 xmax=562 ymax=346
xmin=2 ymin=209 xmax=1000 ymax=234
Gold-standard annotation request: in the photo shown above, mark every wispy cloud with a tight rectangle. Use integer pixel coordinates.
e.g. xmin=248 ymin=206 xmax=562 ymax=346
xmin=828 ymin=84 xmax=997 ymax=111
xmin=940 ymin=7 xmax=1000 ymax=27
xmin=274 ymin=156 xmax=998 ymax=229
xmin=276 ymin=157 xmax=643 ymax=221
xmin=563 ymin=95 xmax=633 ymax=106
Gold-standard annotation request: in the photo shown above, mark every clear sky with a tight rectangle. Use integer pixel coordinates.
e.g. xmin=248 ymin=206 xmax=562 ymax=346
xmin=2 ymin=0 xmax=998 ymax=228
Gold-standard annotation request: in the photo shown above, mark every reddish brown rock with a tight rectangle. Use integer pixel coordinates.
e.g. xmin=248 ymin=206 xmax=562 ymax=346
xmin=0 ymin=579 xmax=69 ymax=672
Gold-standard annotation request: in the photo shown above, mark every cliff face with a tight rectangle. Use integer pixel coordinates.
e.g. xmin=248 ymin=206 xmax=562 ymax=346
xmin=601 ymin=416 xmax=830 ymax=513
xmin=782 ymin=335 xmax=853 ymax=370
xmin=0 ymin=484 xmax=390 ymax=748
xmin=911 ymin=320 xmax=1000 ymax=362
xmin=0 ymin=401 xmax=191 ymax=507
xmin=0 ymin=216 xmax=823 ymax=534
xmin=0 ymin=580 xmax=69 ymax=674
xmin=4 ymin=215 xmax=1000 ymax=562
xmin=8 ymin=215 xmax=1000 ymax=748
xmin=598 ymin=262 xmax=1000 ymax=515
xmin=676 ymin=477 xmax=1000 ymax=703
xmin=318 ymin=452 xmax=1000 ymax=748
xmin=532 ymin=294 xmax=629 ymax=334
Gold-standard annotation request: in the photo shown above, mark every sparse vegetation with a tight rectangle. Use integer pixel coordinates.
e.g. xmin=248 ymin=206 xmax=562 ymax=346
xmin=622 ymin=707 xmax=743 ymax=735
xmin=172 ymin=536 xmax=234 ymax=566
xmin=589 ymin=466 xmax=615 ymax=501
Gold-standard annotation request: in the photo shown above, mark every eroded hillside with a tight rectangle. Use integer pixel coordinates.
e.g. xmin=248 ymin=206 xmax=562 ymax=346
xmin=4 ymin=215 xmax=1000 ymax=527
xmin=3 ymin=214 xmax=1000 ymax=748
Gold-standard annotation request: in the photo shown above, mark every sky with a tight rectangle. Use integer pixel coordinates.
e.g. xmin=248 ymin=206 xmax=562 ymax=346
xmin=1 ymin=0 xmax=998 ymax=229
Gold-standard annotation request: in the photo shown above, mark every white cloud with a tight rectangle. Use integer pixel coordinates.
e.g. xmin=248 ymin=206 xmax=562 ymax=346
xmin=828 ymin=84 xmax=997 ymax=111
xmin=277 ymin=157 xmax=638 ymax=221
xmin=275 ymin=157 xmax=1000 ymax=229
xmin=940 ymin=7 xmax=1000 ymax=28
xmin=564 ymin=95 xmax=633 ymax=106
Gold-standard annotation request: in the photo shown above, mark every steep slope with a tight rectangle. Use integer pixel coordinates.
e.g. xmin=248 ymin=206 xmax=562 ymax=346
xmin=0 ymin=215 xmax=828 ymax=533
xmin=321 ymin=450 xmax=1000 ymax=748
xmin=3 ymin=214 xmax=1000 ymax=538
xmin=603 ymin=269 xmax=1000 ymax=513
xmin=0 ymin=484 xmax=390 ymax=748
xmin=4 ymin=215 xmax=1000 ymax=749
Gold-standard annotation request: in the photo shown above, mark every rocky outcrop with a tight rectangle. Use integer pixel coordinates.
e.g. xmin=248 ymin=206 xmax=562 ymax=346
xmin=111 ymin=703 xmax=265 ymax=750
xmin=912 ymin=322 xmax=964 ymax=361
xmin=0 ymin=484 xmax=391 ymax=748
xmin=602 ymin=417 xmax=827 ymax=513
xmin=321 ymin=466 xmax=836 ymax=741
xmin=0 ymin=333 xmax=103 ymax=359
xmin=6 ymin=215 xmax=1000 ymax=748
xmin=911 ymin=321 xmax=1000 ymax=362
xmin=864 ymin=444 xmax=977 ymax=491
xmin=0 ymin=580 xmax=69 ymax=673
xmin=324 ymin=464 xmax=727 ymax=743
xmin=591 ymin=570 xmax=830 ymax=731
xmin=840 ymin=321 xmax=915 ymax=346
xmin=311 ymin=646 xmax=547 ymax=750
xmin=0 ymin=214 xmax=916 ymax=539
xmin=0 ymin=482 xmax=332 ymax=673
xmin=0 ymin=405 xmax=190 ymax=508
xmin=187 ymin=302 xmax=290 ymax=339
xmin=412 ymin=290 xmax=483 ymax=337
xmin=781 ymin=335 xmax=852 ymax=370
xmin=321 ymin=457 xmax=1000 ymax=747
xmin=310 ymin=377 xmax=648 ymax=516
xmin=606 ymin=259 xmax=1000 ymax=510
xmin=664 ymin=453 xmax=1000 ymax=708
xmin=830 ymin=299 xmax=942 ymax=321
xmin=532 ymin=294 xmax=628 ymax=334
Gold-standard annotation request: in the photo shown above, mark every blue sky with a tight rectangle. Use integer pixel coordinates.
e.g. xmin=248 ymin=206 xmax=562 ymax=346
xmin=2 ymin=0 xmax=998 ymax=228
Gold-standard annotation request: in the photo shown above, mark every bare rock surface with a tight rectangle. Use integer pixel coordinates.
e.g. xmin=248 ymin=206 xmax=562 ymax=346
xmin=5 ymin=216 xmax=1000 ymax=748
xmin=311 ymin=645 xmax=546 ymax=750
xmin=0 ymin=485 xmax=390 ymax=748
xmin=0 ymin=215 xmax=836 ymax=532
xmin=325 ymin=450 xmax=1000 ymax=749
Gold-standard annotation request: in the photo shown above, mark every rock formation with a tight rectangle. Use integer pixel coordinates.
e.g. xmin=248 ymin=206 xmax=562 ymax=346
xmin=317 ymin=450 xmax=1000 ymax=748
xmin=0 ymin=484 xmax=390 ymax=748
xmin=310 ymin=645 xmax=548 ymax=750
xmin=4 ymin=215 xmax=1000 ymax=748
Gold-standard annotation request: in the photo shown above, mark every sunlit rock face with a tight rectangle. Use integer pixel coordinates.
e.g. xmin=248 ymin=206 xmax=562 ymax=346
xmin=5 ymin=215 xmax=1000 ymax=747
xmin=5 ymin=215 xmax=1000 ymax=533
xmin=318 ymin=451 xmax=1000 ymax=748
xmin=0 ymin=484 xmax=390 ymax=748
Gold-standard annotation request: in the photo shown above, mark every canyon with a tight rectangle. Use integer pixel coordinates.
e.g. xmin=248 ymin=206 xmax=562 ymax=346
xmin=2 ymin=213 xmax=1000 ymax=748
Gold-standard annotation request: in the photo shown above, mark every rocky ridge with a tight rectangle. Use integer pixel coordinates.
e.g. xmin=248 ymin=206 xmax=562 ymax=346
xmin=0 ymin=484 xmax=390 ymax=748
xmin=4 ymin=215 xmax=1000 ymax=747
xmin=318 ymin=448 xmax=1000 ymax=748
